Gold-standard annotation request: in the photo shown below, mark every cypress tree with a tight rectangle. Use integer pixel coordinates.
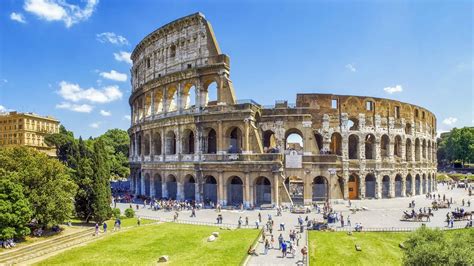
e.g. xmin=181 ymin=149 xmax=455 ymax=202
xmin=91 ymin=139 xmax=112 ymax=223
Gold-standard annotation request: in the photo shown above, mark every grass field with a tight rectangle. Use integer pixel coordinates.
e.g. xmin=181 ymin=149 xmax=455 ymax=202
xmin=36 ymin=223 xmax=259 ymax=265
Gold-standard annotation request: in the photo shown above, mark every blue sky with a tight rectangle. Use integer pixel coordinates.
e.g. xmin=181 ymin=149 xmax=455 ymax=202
xmin=0 ymin=0 xmax=472 ymax=138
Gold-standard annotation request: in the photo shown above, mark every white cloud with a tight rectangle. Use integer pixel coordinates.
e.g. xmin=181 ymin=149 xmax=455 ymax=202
xmin=56 ymin=102 xmax=93 ymax=113
xmin=442 ymin=117 xmax=458 ymax=126
xmin=100 ymin=110 xmax=111 ymax=116
xmin=23 ymin=0 xmax=98 ymax=28
xmin=97 ymin=32 xmax=129 ymax=45
xmin=114 ymin=51 xmax=132 ymax=64
xmin=0 ymin=105 xmax=14 ymax=113
xmin=383 ymin=85 xmax=403 ymax=94
xmin=10 ymin=12 xmax=26 ymax=23
xmin=123 ymin=115 xmax=131 ymax=120
xmin=99 ymin=70 xmax=127 ymax=82
xmin=345 ymin=63 xmax=356 ymax=72
xmin=58 ymin=81 xmax=122 ymax=103
xmin=89 ymin=122 xmax=100 ymax=128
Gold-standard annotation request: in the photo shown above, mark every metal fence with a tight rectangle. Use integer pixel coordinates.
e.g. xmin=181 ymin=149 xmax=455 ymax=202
xmin=138 ymin=215 xmax=258 ymax=229
xmin=332 ymin=225 xmax=467 ymax=232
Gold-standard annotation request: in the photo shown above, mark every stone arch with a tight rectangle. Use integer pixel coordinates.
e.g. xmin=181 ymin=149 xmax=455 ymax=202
xmin=330 ymin=132 xmax=342 ymax=156
xmin=153 ymin=132 xmax=162 ymax=155
xmin=154 ymin=174 xmax=162 ymax=199
xmin=144 ymin=173 xmax=151 ymax=196
xmin=348 ymin=173 xmax=359 ymax=199
xmin=312 ymin=176 xmax=328 ymax=201
xmin=227 ymin=176 xmax=243 ymax=206
xmin=166 ymin=85 xmax=178 ymax=112
xmin=415 ymin=174 xmax=421 ymax=195
xmin=203 ymin=176 xmax=217 ymax=205
xmin=406 ymin=138 xmax=412 ymax=161
xmin=255 ymin=176 xmax=272 ymax=207
xmin=285 ymin=129 xmax=304 ymax=151
xmin=165 ymin=130 xmax=177 ymax=155
xmin=205 ymin=128 xmax=217 ymax=154
xmin=365 ymin=174 xmax=376 ymax=198
xmin=145 ymin=93 xmax=152 ymax=117
xmin=348 ymin=117 xmax=359 ymax=131
xmin=203 ymin=80 xmax=218 ymax=106
xmin=395 ymin=174 xmax=402 ymax=197
xmin=365 ymin=134 xmax=376 ymax=159
xmin=227 ymin=127 xmax=243 ymax=153
xmin=182 ymin=129 xmax=195 ymax=154
xmin=153 ymin=89 xmax=164 ymax=114
xmin=406 ymin=174 xmax=413 ymax=196
xmin=405 ymin=123 xmax=412 ymax=135
xmin=382 ymin=175 xmax=390 ymax=198
xmin=184 ymin=174 xmax=196 ymax=201
xmin=183 ymin=82 xmax=197 ymax=109
xmin=314 ymin=132 xmax=323 ymax=153
xmin=143 ymin=134 xmax=151 ymax=156
xmin=381 ymin=134 xmax=390 ymax=158
xmin=348 ymin=134 xmax=359 ymax=159
xmin=415 ymin=138 xmax=421 ymax=161
xmin=166 ymin=174 xmax=177 ymax=199
xmin=263 ymin=130 xmax=277 ymax=151
xmin=394 ymin=135 xmax=402 ymax=158
xmin=136 ymin=171 xmax=142 ymax=195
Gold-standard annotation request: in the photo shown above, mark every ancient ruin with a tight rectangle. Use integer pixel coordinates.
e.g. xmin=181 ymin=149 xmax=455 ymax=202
xmin=128 ymin=13 xmax=437 ymax=207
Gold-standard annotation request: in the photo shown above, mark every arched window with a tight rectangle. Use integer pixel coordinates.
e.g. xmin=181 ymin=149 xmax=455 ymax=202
xmin=167 ymin=86 xmax=177 ymax=112
xmin=405 ymin=123 xmax=411 ymax=135
xmin=405 ymin=138 xmax=412 ymax=161
xmin=348 ymin=134 xmax=359 ymax=159
xmin=183 ymin=84 xmax=196 ymax=109
xmin=206 ymin=128 xmax=217 ymax=154
xmin=153 ymin=90 xmax=163 ymax=114
xmin=285 ymin=130 xmax=303 ymax=151
xmin=394 ymin=135 xmax=402 ymax=158
xmin=137 ymin=134 xmax=142 ymax=156
xmin=415 ymin=138 xmax=421 ymax=161
xmin=182 ymin=129 xmax=195 ymax=154
xmin=204 ymin=81 xmax=218 ymax=107
xmin=165 ymin=131 xmax=176 ymax=155
xmin=330 ymin=132 xmax=342 ymax=156
xmin=228 ymin=127 xmax=242 ymax=153
xmin=381 ymin=135 xmax=390 ymax=158
xmin=365 ymin=134 xmax=375 ymax=159
xmin=153 ymin=132 xmax=162 ymax=155
xmin=263 ymin=130 xmax=277 ymax=152
xmin=348 ymin=118 xmax=359 ymax=131
xmin=314 ymin=133 xmax=323 ymax=153
xmin=144 ymin=134 xmax=151 ymax=156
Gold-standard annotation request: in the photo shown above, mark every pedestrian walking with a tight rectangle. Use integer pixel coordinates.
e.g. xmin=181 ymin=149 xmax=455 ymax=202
xmin=278 ymin=233 xmax=283 ymax=249
xmin=95 ymin=223 xmax=99 ymax=236
xmin=281 ymin=241 xmax=287 ymax=258
xmin=245 ymin=216 xmax=249 ymax=226
xmin=103 ymin=222 xmax=107 ymax=233
xmin=264 ymin=239 xmax=270 ymax=255
xmin=137 ymin=216 xmax=141 ymax=226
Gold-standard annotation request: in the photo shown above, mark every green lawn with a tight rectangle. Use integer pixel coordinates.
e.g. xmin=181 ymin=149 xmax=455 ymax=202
xmin=69 ymin=217 xmax=154 ymax=228
xmin=36 ymin=223 xmax=259 ymax=265
xmin=308 ymin=231 xmax=409 ymax=266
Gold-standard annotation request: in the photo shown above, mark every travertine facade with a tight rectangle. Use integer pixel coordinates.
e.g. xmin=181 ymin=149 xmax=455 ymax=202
xmin=128 ymin=13 xmax=437 ymax=207
xmin=0 ymin=111 xmax=60 ymax=156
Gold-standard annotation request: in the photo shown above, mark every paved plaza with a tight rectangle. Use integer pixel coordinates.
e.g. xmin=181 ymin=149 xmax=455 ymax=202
xmin=116 ymin=184 xmax=472 ymax=265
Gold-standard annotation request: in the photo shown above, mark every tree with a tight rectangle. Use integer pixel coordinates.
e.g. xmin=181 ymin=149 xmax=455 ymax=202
xmin=437 ymin=127 xmax=474 ymax=167
xmin=0 ymin=147 xmax=77 ymax=227
xmin=0 ymin=172 xmax=32 ymax=240
xmin=90 ymin=140 xmax=112 ymax=223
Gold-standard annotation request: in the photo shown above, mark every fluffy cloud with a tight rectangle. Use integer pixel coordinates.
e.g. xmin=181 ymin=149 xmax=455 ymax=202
xmin=442 ymin=117 xmax=458 ymax=126
xmin=10 ymin=12 xmax=26 ymax=23
xmin=97 ymin=32 xmax=129 ymax=45
xmin=99 ymin=70 xmax=127 ymax=82
xmin=56 ymin=102 xmax=93 ymax=113
xmin=100 ymin=110 xmax=111 ymax=116
xmin=114 ymin=51 xmax=132 ymax=64
xmin=345 ymin=63 xmax=356 ymax=72
xmin=23 ymin=0 xmax=98 ymax=28
xmin=123 ymin=115 xmax=131 ymax=120
xmin=58 ymin=81 xmax=122 ymax=103
xmin=383 ymin=85 xmax=403 ymax=94
xmin=89 ymin=122 xmax=100 ymax=128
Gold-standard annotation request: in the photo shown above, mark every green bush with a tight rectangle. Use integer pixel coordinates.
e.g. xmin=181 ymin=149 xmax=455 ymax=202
xmin=124 ymin=208 xmax=135 ymax=218
xmin=112 ymin=208 xmax=121 ymax=218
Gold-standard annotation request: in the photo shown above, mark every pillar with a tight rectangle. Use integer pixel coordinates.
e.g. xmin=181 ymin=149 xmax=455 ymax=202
xmin=272 ymin=172 xmax=280 ymax=206
xmin=150 ymin=175 xmax=155 ymax=198
xmin=243 ymin=118 xmax=250 ymax=154
xmin=162 ymin=181 xmax=168 ymax=198
xmin=343 ymin=171 xmax=349 ymax=199
xmin=217 ymin=120 xmax=224 ymax=154
xmin=218 ymin=172 xmax=225 ymax=206
xmin=244 ymin=172 xmax=250 ymax=208
xmin=177 ymin=181 xmax=184 ymax=200
xmin=150 ymin=90 xmax=155 ymax=118
xmin=375 ymin=175 xmax=381 ymax=199
xmin=176 ymin=83 xmax=183 ymax=113
xmin=389 ymin=175 xmax=395 ymax=198
xmin=401 ymin=176 xmax=406 ymax=197
xmin=141 ymin=175 xmax=145 ymax=196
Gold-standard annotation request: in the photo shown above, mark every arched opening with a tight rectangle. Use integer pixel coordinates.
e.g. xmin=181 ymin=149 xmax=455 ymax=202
xmin=394 ymin=135 xmax=402 ymax=158
xmin=227 ymin=176 xmax=243 ymax=206
xmin=153 ymin=90 xmax=163 ymax=114
xmin=312 ymin=176 xmax=328 ymax=201
xmin=205 ymin=128 xmax=217 ymax=154
xmin=348 ymin=174 xmax=359 ymax=199
xmin=144 ymin=173 xmax=151 ymax=196
xmin=395 ymin=174 xmax=402 ymax=197
xmin=182 ymin=129 xmax=195 ymax=154
xmin=422 ymin=139 xmax=427 ymax=159
xmin=330 ymin=132 xmax=342 ymax=156
xmin=137 ymin=134 xmax=142 ymax=156
xmin=348 ymin=134 xmax=359 ymax=159
xmin=427 ymin=141 xmax=432 ymax=161
xmin=422 ymin=174 xmax=426 ymax=194
xmin=427 ymin=173 xmax=432 ymax=193
xmin=136 ymin=171 xmax=142 ymax=195
xmin=365 ymin=174 xmax=376 ymax=198
xmin=204 ymin=81 xmax=218 ymax=107
xmin=203 ymin=176 xmax=217 ymax=205
xmin=406 ymin=174 xmax=413 ymax=196
xmin=167 ymin=86 xmax=178 ymax=112
xmin=184 ymin=175 xmax=196 ymax=201
xmin=314 ymin=133 xmax=323 ymax=153
xmin=382 ymin=175 xmax=390 ymax=198
xmin=145 ymin=94 xmax=152 ymax=117
xmin=166 ymin=175 xmax=177 ymax=200
xmin=365 ymin=134 xmax=375 ymax=159
xmin=285 ymin=130 xmax=304 ymax=151
xmin=415 ymin=174 xmax=421 ymax=195
xmin=381 ymin=135 xmax=390 ymax=158
xmin=165 ymin=131 xmax=176 ymax=155
xmin=405 ymin=123 xmax=411 ymax=134
xmin=255 ymin=176 xmax=271 ymax=207
xmin=406 ymin=138 xmax=412 ymax=161
xmin=153 ymin=132 xmax=162 ymax=155
xmin=154 ymin=174 xmax=162 ymax=199
xmin=227 ymin=127 xmax=242 ymax=153
xmin=348 ymin=118 xmax=359 ymax=131
xmin=144 ymin=134 xmax=151 ymax=156
xmin=263 ymin=130 xmax=277 ymax=152
xmin=183 ymin=84 xmax=196 ymax=109
xmin=415 ymin=138 xmax=421 ymax=161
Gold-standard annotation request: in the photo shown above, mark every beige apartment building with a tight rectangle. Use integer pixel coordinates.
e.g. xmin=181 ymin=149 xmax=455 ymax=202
xmin=0 ymin=111 xmax=60 ymax=156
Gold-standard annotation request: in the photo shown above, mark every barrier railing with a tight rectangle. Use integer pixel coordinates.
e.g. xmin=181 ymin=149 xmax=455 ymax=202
xmin=138 ymin=215 xmax=258 ymax=229
xmin=331 ymin=224 xmax=467 ymax=232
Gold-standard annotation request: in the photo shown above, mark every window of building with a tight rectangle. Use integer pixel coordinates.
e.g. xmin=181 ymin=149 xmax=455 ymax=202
xmin=395 ymin=106 xmax=400 ymax=119
xmin=366 ymin=101 xmax=374 ymax=111
xmin=331 ymin=99 xmax=338 ymax=109
xmin=170 ymin=44 xmax=176 ymax=57
xmin=146 ymin=58 xmax=151 ymax=68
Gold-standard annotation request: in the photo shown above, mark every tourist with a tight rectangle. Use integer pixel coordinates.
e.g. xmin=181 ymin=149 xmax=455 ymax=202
xmin=296 ymin=232 xmax=301 ymax=246
xmin=103 ymin=222 xmax=107 ymax=233
xmin=281 ymin=241 xmax=288 ymax=258
xmin=245 ymin=216 xmax=249 ymax=226
xmin=264 ymin=239 xmax=270 ymax=255
xmin=95 ymin=223 xmax=99 ymax=236
xmin=137 ymin=216 xmax=141 ymax=226
xmin=347 ymin=215 xmax=351 ymax=227
xmin=450 ymin=216 xmax=454 ymax=228
xmin=258 ymin=212 xmax=262 ymax=223
xmin=301 ymin=246 xmax=308 ymax=262
xmin=270 ymin=234 xmax=275 ymax=248
xmin=255 ymin=220 xmax=259 ymax=229
xmin=190 ymin=207 xmax=196 ymax=218
xmin=247 ymin=245 xmax=258 ymax=256
xmin=462 ymin=199 xmax=465 ymax=206
xmin=238 ymin=216 xmax=243 ymax=228
xmin=278 ymin=234 xmax=284 ymax=249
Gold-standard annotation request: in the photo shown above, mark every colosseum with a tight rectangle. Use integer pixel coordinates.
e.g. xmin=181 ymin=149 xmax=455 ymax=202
xmin=128 ymin=13 xmax=437 ymax=207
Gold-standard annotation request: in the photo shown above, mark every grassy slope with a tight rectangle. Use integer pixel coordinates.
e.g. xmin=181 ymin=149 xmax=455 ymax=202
xmin=37 ymin=223 xmax=259 ymax=266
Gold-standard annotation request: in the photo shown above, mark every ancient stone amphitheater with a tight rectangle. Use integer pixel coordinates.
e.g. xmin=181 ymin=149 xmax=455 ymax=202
xmin=128 ymin=13 xmax=437 ymax=207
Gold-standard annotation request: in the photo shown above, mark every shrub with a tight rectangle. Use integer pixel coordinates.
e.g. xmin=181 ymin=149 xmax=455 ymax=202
xmin=112 ymin=208 xmax=121 ymax=218
xmin=124 ymin=208 xmax=135 ymax=218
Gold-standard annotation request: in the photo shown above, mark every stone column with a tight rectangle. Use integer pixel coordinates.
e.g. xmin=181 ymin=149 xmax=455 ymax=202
xmin=195 ymin=81 xmax=201 ymax=110
xmin=163 ymin=87 xmax=168 ymax=114
xmin=141 ymin=175 xmax=145 ymax=196
xmin=375 ymin=174 xmax=381 ymax=199
xmin=401 ymin=176 xmax=406 ymax=197
xmin=359 ymin=136 xmax=366 ymax=160
xmin=161 ymin=128 xmax=166 ymax=161
xmin=243 ymin=118 xmax=250 ymax=154
xmin=359 ymin=171 xmax=366 ymax=199
xmin=244 ymin=172 xmax=250 ymax=208
xmin=389 ymin=175 xmax=395 ymax=198
xmin=375 ymin=138 xmax=381 ymax=161
xmin=150 ymin=90 xmax=155 ymax=118
xmin=150 ymin=175 xmax=155 ymax=198
xmin=218 ymin=172 xmax=225 ymax=205
xmin=342 ymin=136 xmax=349 ymax=160
xmin=177 ymin=181 xmax=184 ymax=200
xmin=343 ymin=171 xmax=349 ymax=200
xmin=130 ymin=174 xmax=135 ymax=193
xmin=162 ymin=181 xmax=168 ymax=198
xmin=217 ymin=120 xmax=224 ymax=154
xmin=176 ymin=83 xmax=183 ymax=113
xmin=273 ymin=172 xmax=280 ymax=206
